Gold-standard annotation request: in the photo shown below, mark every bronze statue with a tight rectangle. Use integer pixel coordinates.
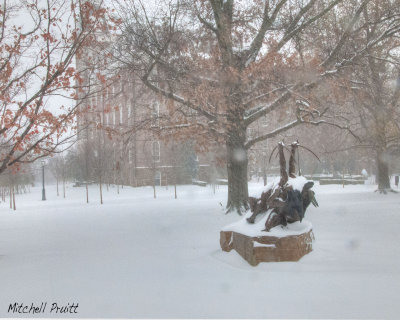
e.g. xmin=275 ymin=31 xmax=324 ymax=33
xmin=247 ymin=141 xmax=318 ymax=231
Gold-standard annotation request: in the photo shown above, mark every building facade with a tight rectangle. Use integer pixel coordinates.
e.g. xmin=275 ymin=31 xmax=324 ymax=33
xmin=75 ymin=53 xmax=221 ymax=186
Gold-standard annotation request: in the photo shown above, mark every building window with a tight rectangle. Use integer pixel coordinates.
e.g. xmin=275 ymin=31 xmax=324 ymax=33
xmin=247 ymin=127 xmax=254 ymax=140
xmin=263 ymin=115 xmax=268 ymax=127
xmin=129 ymin=102 xmax=135 ymax=126
xmin=152 ymin=141 xmax=160 ymax=162
xmin=154 ymin=171 xmax=161 ymax=186
xmin=187 ymin=106 xmax=198 ymax=117
xmin=128 ymin=148 xmax=132 ymax=164
xmin=151 ymin=102 xmax=159 ymax=127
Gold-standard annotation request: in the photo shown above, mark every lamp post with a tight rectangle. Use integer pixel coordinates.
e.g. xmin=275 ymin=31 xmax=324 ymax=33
xmin=41 ymin=160 xmax=46 ymax=201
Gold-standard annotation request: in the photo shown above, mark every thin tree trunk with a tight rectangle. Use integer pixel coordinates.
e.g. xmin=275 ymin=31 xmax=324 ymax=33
xmin=263 ymin=153 xmax=267 ymax=186
xmin=152 ymin=165 xmax=156 ymax=199
xmin=56 ymin=176 xmax=59 ymax=196
xmin=62 ymin=164 xmax=66 ymax=198
xmin=288 ymin=142 xmax=298 ymax=178
xmin=100 ymin=175 xmax=103 ymax=205
xmin=174 ymin=165 xmax=178 ymax=199
xmin=12 ymin=186 xmax=16 ymax=210
xmin=86 ymin=183 xmax=89 ymax=203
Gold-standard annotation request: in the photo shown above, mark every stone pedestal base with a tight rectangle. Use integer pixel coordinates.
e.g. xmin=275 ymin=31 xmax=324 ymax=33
xmin=220 ymin=229 xmax=314 ymax=266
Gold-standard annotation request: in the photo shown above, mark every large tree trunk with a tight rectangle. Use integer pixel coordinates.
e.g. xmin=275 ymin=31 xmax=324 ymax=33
xmin=375 ymin=125 xmax=391 ymax=192
xmin=376 ymin=149 xmax=390 ymax=191
xmin=226 ymin=129 xmax=249 ymax=215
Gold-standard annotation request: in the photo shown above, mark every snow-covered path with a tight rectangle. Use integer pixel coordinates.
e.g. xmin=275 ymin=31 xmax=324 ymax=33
xmin=0 ymin=182 xmax=399 ymax=318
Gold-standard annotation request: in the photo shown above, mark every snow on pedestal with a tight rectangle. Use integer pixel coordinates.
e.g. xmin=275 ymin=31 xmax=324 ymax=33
xmin=220 ymin=211 xmax=314 ymax=266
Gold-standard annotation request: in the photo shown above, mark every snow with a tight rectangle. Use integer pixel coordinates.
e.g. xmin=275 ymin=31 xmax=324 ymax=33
xmin=249 ymin=177 xmax=280 ymax=198
xmin=221 ymin=210 xmax=312 ymax=237
xmin=1 ymin=182 xmax=400 ymax=318
xmin=322 ymin=69 xmax=338 ymax=76
xmin=253 ymin=243 xmax=276 ymax=248
xmin=249 ymin=175 xmax=310 ymax=199
xmin=296 ymin=99 xmax=310 ymax=107
xmin=288 ymin=175 xmax=309 ymax=191
xmin=233 ymin=148 xmax=247 ymax=162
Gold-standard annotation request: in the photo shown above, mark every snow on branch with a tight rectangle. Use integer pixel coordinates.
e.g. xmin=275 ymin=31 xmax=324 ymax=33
xmin=275 ymin=0 xmax=343 ymax=52
xmin=244 ymin=90 xmax=293 ymax=126
xmin=245 ymin=119 xmax=301 ymax=149
xmin=244 ymin=87 xmax=289 ymax=110
xmin=242 ymin=0 xmax=288 ymax=66
xmin=305 ymin=120 xmax=361 ymax=141
xmin=321 ymin=0 xmax=370 ymax=68
xmin=245 ymin=105 xmax=360 ymax=149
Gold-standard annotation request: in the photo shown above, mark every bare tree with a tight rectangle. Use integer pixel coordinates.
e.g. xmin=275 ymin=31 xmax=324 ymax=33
xmin=48 ymin=154 xmax=66 ymax=196
xmin=343 ymin=1 xmax=400 ymax=192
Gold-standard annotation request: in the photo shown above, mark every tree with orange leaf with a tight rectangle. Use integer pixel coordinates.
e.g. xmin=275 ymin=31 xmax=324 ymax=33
xmin=0 ymin=0 xmax=113 ymax=176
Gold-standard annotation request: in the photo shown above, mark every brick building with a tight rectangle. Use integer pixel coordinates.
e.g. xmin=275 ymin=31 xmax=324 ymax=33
xmin=75 ymin=56 xmax=222 ymax=186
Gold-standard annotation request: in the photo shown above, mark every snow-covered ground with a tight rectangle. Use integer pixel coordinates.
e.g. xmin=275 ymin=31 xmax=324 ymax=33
xmin=1 ymin=180 xmax=400 ymax=318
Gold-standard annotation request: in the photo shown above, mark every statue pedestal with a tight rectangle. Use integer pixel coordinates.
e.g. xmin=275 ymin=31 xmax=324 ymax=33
xmin=220 ymin=218 xmax=314 ymax=266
